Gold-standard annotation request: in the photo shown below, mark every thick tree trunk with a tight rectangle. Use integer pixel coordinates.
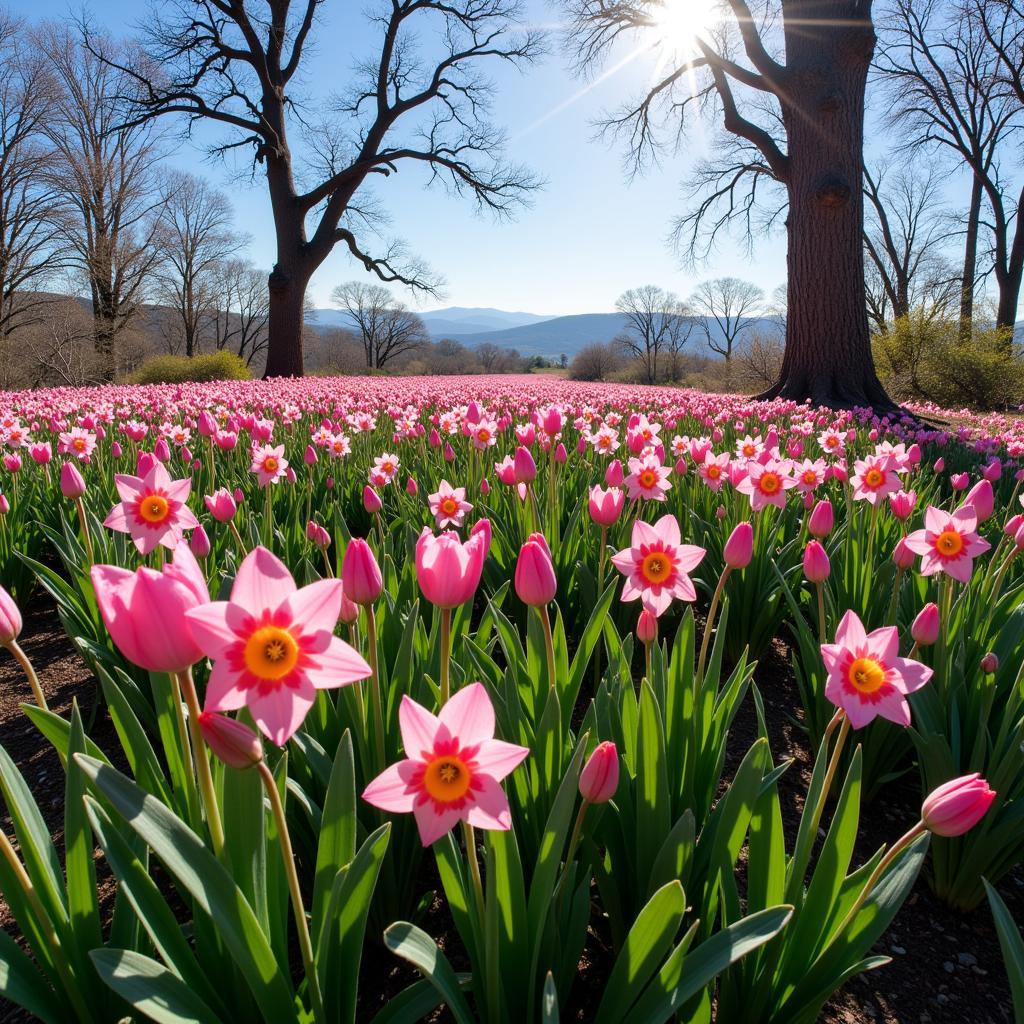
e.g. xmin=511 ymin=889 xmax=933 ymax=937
xmin=760 ymin=2 xmax=894 ymax=411
xmin=959 ymin=175 xmax=982 ymax=342
xmin=995 ymin=269 xmax=1022 ymax=339
xmin=264 ymin=265 xmax=308 ymax=377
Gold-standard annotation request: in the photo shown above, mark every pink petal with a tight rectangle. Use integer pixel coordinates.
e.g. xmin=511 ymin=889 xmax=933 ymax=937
xmin=872 ymin=690 xmax=912 ymax=728
xmin=924 ymin=506 xmax=948 ymax=533
xmin=114 ymin=474 xmax=144 ymax=503
xmin=304 ymin=636 xmax=372 ymax=688
xmin=951 ymin=505 xmax=978 ymax=532
xmin=903 ymin=530 xmax=931 ymax=556
xmin=631 ymin=519 xmax=662 ymax=548
xmin=203 ymin=659 xmax=248 ymax=713
xmin=652 ymin=514 xmax=681 ymax=547
xmin=642 ymin=587 xmax=673 ymax=617
xmin=103 ymin=505 xmax=130 ymax=531
xmin=893 ymin=657 xmax=933 ymax=694
xmin=834 ymin=609 xmax=866 ymax=650
xmin=413 ymin=801 xmax=463 ymax=846
xmin=249 ymin=682 xmax=315 ymax=745
xmin=473 ymin=738 xmax=529 ymax=781
xmin=232 ymin=547 xmax=296 ymax=615
xmin=610 ymin=549 xmax=636 ymax=575
xmin=284 ymin=578 xmax=343 ymax=634
xmin=944 ymin=556 xmax=974 ymax=583
xmin=362 ymin=760 xmax=419 ymax=813
xmin=865 ymin=625 xmax=899 ymax=667
xmin=399 ymin=695 xmax=440 ymax=760
xmin=438 ymin=682 xmax=495 ymax=746
xmin=672 ymin=574 xmax=697 ymax=603
xmin=185 ymin=602 xmax=246 ymax=656
xmin=464 ymin=775 xmax=513 ymax=831
xmin=165 ymin=478 xmax=191 ymax=502
xmin=674 ymin=544 xmax=706 ymax=573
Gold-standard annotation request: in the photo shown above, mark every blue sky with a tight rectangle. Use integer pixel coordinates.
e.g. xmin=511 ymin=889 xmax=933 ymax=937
xmin=11 ymin=0 xmax=976 ymax=316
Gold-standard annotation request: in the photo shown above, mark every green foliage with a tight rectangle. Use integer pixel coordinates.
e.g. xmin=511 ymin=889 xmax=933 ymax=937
xmin=126 ymin=351 xmax=252 ymax=384
xmin=872 ymin=311 xmax=1024 ymax=409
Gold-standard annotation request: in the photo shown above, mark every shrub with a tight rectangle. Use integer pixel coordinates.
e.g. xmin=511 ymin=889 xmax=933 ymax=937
xmin=126 ymin=351 xmax=252 ymax=384
xmin=873 ymin=312 xmax=1024 ymax=410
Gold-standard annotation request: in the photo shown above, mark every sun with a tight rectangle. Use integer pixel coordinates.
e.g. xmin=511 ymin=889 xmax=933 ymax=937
xmin=650 ymin=0 xmax=722 ymax=54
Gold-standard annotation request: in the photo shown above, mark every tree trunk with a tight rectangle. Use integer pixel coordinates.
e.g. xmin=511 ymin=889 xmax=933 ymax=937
xmin=959 ymin=174 xmax=982 ymax=342
xmin=761 ymin=3 xmax=894 ymax=410
xmin=995 ymin=267 xmax=1023 ymax=340
xmin=264 ymin=265 xmax=307 ymax=377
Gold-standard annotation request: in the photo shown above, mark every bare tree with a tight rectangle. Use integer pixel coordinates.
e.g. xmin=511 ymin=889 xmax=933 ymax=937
xmin=614 ymin=285 xmax=692 ymax=384
xmin=103 ymin=0 xmax=544 ymax=377
xmin=0 ymin=16 xmax=68 ymax=341
xmin=565 ymin=0 xmax=893 ymax=408
xmin=569 ymin=340 xmax=625 ymax=380
xmin=331 ymin=280 xmax=428 ymax=370
xmin=862 ymin=163 xmax=959 ymax=332
xmin=39 ymin=21 xmax=165 ymax=375
xmin=877 ymin=0 xmax=1023 ymax=340
xmin=476 ymin=340 xmax=525 ymax=373
xmin=209 ymin=258 xmax=270 ymax=368
xmin=151 ymin=171 xmax=243 ymax=357
xmin=689 ymin=276 xmax=764 ymax=362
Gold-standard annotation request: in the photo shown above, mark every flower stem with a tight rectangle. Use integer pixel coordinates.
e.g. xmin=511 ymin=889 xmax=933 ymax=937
xmin=74 ymin=497 xmax=95 ymax=564
xmin=540 ymin=604 xmax=557 ymax=695
xmin=167 ymin=671 xmax=201 ymax=825
xmin=805 ymin=714 xmax=851 ymax=842
xmin=176 ymin=669 xmax=225 ymax=857
xmin=365 ymin=605 xmax=386 ymax=770
xmin=258 ymin=761 xmax=326 ymax=1024
xmin=5 ymin=640 xmax=47 ymax=710
xmin=696 ymin=568 xmax=730 ymax=685
xmin=440 ymin=607 xmax=452 ymax=705
xmin=816 ymin=581 xmax=827 ymax=647
xmin=228 ymin=519 xmax=248 ymax=557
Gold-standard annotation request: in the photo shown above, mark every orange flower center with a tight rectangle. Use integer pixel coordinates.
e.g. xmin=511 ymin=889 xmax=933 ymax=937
xmin=441 ymin=497 xmax=458 ymax=515
xmin=847 ymin=656 xmax=886 ymax=694
xmin=641 ymin=551 xmax=672 ymax=584
xmin=803 ymin=471 xmax=817 ymax=485
xmin=639 ymin=469 xmax=657 ymax=488
xmin=864 ymin=468 xmax=884 ymax=488
xmin=139 ymin=495 xmax=170 ymax=524
xmin=758 ymin=472 xmax=781 ymax=494
xmin=73 ymin=437 xmax=86 ymax=451
xmin=743 ymin=444 xmax=755 ymax=456
xmin=935 ymin=528 xmax=963 ymax=557
xmin=707 ymin=465 xmax=720 ymax=479
xmin=263 ymin=456 xmax=278 ymax=473
xmin=477 ymin=429 xmax=490 ymax=442
xmin=243 ymin=625 xmax=299 ymax=681
xmin=423 ymin=755 xmax=472 ymax=803
xmin=827 ymin=437 xmax=838 ymax=448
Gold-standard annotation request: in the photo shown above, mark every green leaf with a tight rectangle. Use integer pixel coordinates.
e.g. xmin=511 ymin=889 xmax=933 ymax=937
xmin=313 ymin=730 xmax=357 ymax=940
xmin=635 ymin=681 xmax=671 ymax=893
xmin=0 ymin=929 xmax=64 ymax=1024
xmin=90 ymin=949 xmax=225 ymax=1024
xmin=75 ymin=756 xmax=294 ymax=1021
xmin=986 ymin=881 xmax=1024 ymax=1024
xmin=383 ymin=922 xmax=476 ymax=1024
xmin=595 ymin=881 xmax=686 ymax=1024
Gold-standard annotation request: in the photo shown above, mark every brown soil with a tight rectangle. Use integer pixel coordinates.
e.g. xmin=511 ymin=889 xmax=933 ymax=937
xmin=0 ymin=601 xmax=1018 ymax=1023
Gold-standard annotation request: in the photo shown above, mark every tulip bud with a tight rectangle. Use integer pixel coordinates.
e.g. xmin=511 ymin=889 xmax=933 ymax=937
xmin=723 ymin=522 xmax=753 ymax=570
xmin=443 ymin=442 xmax=456 ymax=462
xmin=0 ymin=584 xmax=22 ymax=645
xmin=60 ymin=461 xmax=87 ymax=499
xmin=480 ymin=477 xmax=490 ymax=496
xmin=190 ymin=524 xmax=211 ymax=559
xmin=306 ymin=520 xmax=330 ymax=550
xmin=515 ymin=534 xmax=557 ymax=607
xmin=950 ymin=472 xmax=969 ymax=491
xmin=363 ymin=485 xmax=382 ymax=514
xmin=888 ymin=490 xmax=917 ymax=521
xmin=204 ymin=488 xmax=237 ymax=523
xmin=153 ymin=438 xmax=171 ymax=463
xmin=0 ymin=495 xmax=8 ymax=515
xmin=339 ymin=591 xmax=360 ymax=625
xmin=921 ymin=773 xmax=995 ymax=836
xmin=579 ymin=740 xmax=619 ymax=804
xmin=513 ymin=446 xmax=536 ymax=484
xmin=304 ymin=445 xmax=317 ymax=466
xmin=406 ymin=476 xmax=418 ymax=496
xmin=893 ymin=537 xmax=915 ymax=570
xmin=980 ymin=652 xmax=999 ymax=675
xmin=111 ymin=441 xmax=123 ymax=459
xmin=588 ymin=485 xmax=624 ymax=527
xmin=636 ymin=609 xmax=658 ymax=644
xmin=934 ymin=458 xmax=945 ymax=472
xmin=808 ymin=499 xmax=834 ymax=538
xmin=554 ymin=442 xmax=567 ymax=465
xmin=803 ymin=541 xmax=830 ymax=583
xmin=342 ymin=538 xmax=382 ymax=606
xmin=605 ymin=459 xmax=624 ymax=487
xmin=907 ymin=603 xmax=939 ymax=647
xmin=198 ymin=711 xmax=263 ymax=770
xmin=964 ymin=479 xmax=994 ymax=521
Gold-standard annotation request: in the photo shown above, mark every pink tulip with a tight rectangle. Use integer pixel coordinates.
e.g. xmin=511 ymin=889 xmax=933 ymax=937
xmin=803 ymin=541 xmax=830 ymax=583
xmin=363 ymin=485 xmax=382 ymax=514
xmin=515 ymin=534 xmax=557 ymax=606
xmin=964 ymin=479 xmax=994 ymax=522
xmin=554 ymin=442 xmax=567 ymax=465
xmin=91 ymin=546 xmax=210 ymax=673
xmin=0 ymin=585 xmax=22 ymax=645
xmin=443 ymin=442 xmax=456 ymax=462
xmin=190 ymin=524 xmax=211 ymax=559
xmin=185 ymin=547 xmax=371 ymax=744
xmin=888 ymin=490 xmax=917 ymax=521
xmin=605 ymin=460 xmax=624 ymax=487
xmin=306 ymin=520 xmax=330 ymax=549
xmin=910 ymin=603 xmax=940 ymax=646
xmin=723 ymin=522 xmax=753 ymax=570
xmin=60 ymin=462 xmax=87 ymax=499
xmin=342 ymin=538 xmax=383 ymax=606
xmin=588 ymin=485 xmax=624 ymax=527
xmin=636 ymin=609 xmax=658 ymax=644
xmin=199 ymin=711 xmax=264 ymax=770
xmin=205 ymin=488 xmax=237 ymax=523
xmin=934 ymin=458 xmax=945 ymax=473
xmin=950 ymin=472 xmax=969 ymax=491
xmin=981 ymin=652 xmax=999 ymax=674
xmin=415 ymin=524 xmax=489 ymax=609
xmin=808 ymin=499 xmax=834 ymax=538
xmin=579 ymin=741 xmax=619 ymax=803
xmin=893 ymin=537 xmax=915 ymax=570
xmin=406 ymin=476 xmax=418 ymax=496
xmin=921 ymin=774 xmax=995 ymax=836
xmin=514 ymin=446 xmax=536 ymax=484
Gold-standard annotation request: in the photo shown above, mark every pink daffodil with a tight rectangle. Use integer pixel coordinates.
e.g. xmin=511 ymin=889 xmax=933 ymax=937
xmin=428 ymin=479 xmax=473 ymax=529
xmin=904 ymin=505 xmax=992 ymax=583
xmin=851 ymin=454 xmax=900 ymax=505
xmin=610 ymin=513 xmax=705 ymax=616
xmin=251 ymin=443 xmax=288 ymax=486
xmin=736 ymin=459 xmax=795 ymax=511
xmin=362 ymin=683 xmax=529 ymax=845
xmin=821 ymin=610 xmax=932 ymax=728
xmin=624 ymin=453 xmax=672 ymax=502
xmin=104 ymin=462 xmax=199 ymax=554
xmin=184 ymin=546 xmax=371 ymax=744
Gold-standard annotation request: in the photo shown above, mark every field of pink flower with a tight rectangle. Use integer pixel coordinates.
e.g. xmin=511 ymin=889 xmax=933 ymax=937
xmin=1 ymin=373 xmax=1023 ymax=1024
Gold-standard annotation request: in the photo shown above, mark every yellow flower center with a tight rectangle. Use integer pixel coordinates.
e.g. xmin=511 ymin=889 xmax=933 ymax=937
xmin=73 ymin=437 xmax=86 ymax=451
xmin=441 ymin=497 xmax=458 ymax=515
xmin=641 ymin=551 xmax=672 ymax=584
xmin=263 ymin=456 xmax=278 ymax=473
xmin=639 ymin=469 xmax=657 ymax=488
xmin=139 ymin=495 xmax=170 ymax=524
xmin=423 ymin=755 xmax=472 ymax=803
xmin=243 ymin=625 xmax=299 ymax=681
xmin=847 ymin=656 xmax=886 ymax=694
xmin=935 ymin=528 xmax=963 ymax=557
xmin=707 ymin=465 xmax=720 ymax=479
xmin=759 ymin=472 xmax=780 ymax=494
xmin=864 ymin=468 xmax=884 ymax=488
xmin=743 ymin=444 xmax=755 ymax=456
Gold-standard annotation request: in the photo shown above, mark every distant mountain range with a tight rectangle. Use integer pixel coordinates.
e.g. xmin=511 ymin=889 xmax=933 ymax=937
xmin=308 ymin=305 xmax=782 ymax=359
